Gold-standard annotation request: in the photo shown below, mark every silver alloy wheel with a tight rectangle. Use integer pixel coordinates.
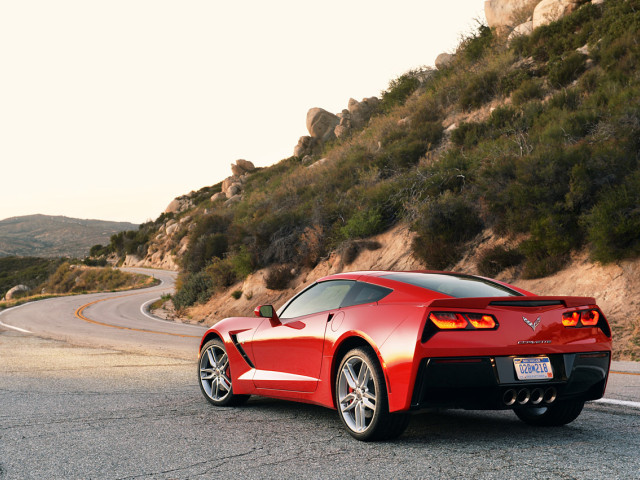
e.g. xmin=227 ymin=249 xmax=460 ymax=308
xmin=199 ymin=344 xmax=232 ymax=402
xmin=337 ymin=355 xmax=377 ymax=433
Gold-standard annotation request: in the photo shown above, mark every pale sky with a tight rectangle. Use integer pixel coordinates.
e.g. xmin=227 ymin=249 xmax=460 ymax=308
xmin=1 ymin=1 xmax=485 ymax=224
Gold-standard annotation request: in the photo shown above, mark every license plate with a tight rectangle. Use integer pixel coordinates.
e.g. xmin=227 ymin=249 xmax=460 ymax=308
xmin=514 ymin=357 xmax=553 ymax=380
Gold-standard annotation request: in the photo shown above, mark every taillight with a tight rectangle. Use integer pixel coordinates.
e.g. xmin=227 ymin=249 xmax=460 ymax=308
xmin=562 ymin=311 xmax=580 ymax=327
xmin=581 ymin=309 xmax=600 ymax=326
xmin=467 ymin=314 xmax=496 ymax=329
xmin=429 ymin=312 xmax=498 ymax=330
xmin=429 ymin=312 xmax=467 ymax=329
xmin=562 ymin=309 xmax=602 ymax=328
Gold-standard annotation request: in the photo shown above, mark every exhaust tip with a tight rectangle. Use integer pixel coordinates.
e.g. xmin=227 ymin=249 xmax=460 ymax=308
xmin=543 ymin=387 xmax=557 ymax=404
xmin=503 ymin=389 xmax=517 ymax=406
xmin=516 ymin=389 xmax=531 ymax=405
xmin=530 ymin=388 xmax=544 ymax=405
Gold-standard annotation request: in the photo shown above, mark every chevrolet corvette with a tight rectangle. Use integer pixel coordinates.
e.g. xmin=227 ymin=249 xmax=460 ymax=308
xmin=198 ymin=271 xmax=612 ymax=441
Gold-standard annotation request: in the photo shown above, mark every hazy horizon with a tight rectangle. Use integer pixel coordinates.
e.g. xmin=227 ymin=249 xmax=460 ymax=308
xmin=1 ymin=1 xmax=484 ymax=224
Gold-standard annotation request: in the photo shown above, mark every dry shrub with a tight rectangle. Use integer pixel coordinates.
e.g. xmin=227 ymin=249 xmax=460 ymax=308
xmin=297 ymin=225 xmax=325 ymax=267
xmin=341 ymin=240 xmax=382 ymax=265
xmin=265 ymin=265 xmax=293 ymax=290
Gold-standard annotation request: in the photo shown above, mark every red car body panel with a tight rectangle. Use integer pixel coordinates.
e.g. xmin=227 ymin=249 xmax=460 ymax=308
xmin=199 ymin=271 xmax=612 ymax=413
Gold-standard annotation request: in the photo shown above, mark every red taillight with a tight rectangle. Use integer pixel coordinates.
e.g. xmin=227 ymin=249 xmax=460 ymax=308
xmin=467 ymin=314 xmax=496 ymax=329
xmin=562 ymin=309 xmax=602 ymax=327
xmin=581 ymin=309 xmax=600 ymax=326
xmin=429 ymin=312 xmax=468 ymax=329
xmin=562 ymin=311 xmax=580 ymax=327
xmin=429 ymin=312 xmax=498 ymax=330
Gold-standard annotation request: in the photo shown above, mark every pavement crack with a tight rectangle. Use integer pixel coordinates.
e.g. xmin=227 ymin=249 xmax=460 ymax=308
xmin=115 ymin=448 xmax=264 ymax=479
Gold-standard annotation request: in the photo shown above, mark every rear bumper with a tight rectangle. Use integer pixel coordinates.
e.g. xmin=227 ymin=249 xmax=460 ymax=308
xmin=410 ymin=351 xmax=610 ymax=410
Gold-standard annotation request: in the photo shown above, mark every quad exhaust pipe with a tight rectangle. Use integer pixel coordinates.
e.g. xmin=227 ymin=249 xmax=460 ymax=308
xmin=503 ymin=387 xmax=557 ymax=406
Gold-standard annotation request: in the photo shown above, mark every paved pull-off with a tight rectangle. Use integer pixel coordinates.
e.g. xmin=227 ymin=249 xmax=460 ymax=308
xmin=1 ymin=268 xmax=639 ymax=479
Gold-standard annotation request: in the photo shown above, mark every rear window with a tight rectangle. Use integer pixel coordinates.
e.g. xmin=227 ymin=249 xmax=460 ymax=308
xmin=381 ymin=273 xmax=521 ymax=298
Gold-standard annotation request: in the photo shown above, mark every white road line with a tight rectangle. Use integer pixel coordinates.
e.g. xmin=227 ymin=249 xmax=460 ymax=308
xmin=594 ymin=398 xmax=640 ymax=410
xmin=0 ymin=303 xmax=33 ymax=333
xmin=139 ymin=298 xmax=206 ymax=330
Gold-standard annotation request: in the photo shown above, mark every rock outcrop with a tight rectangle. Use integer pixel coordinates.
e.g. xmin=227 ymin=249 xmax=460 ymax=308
xmin=486 ymin=0 xmax=591 ymax=35
xmin=532 ymin=0 xmax=580 ymax=29
xmin=3 ymin=284 xmax=29 ymax=301
xmin=485 ymin=0 xmax=538 ymax=32
xmin=508 ymin=20 xmax=534 ymax=41
xmin=165 ymin=197 xmax=194 ymax=214
xmin=230 ymin=159 xmax=256 ymax=177
xmin=435 ymin=52 xmax=455 ymax=70
xmin=306 ymin=108 xmax=340 ymax=143
xmin=294 ymin=98 xmax=379 ymax=157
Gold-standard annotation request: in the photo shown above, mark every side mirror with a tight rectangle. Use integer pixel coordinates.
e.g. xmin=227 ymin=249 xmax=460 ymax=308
xmin=254 ymin=304 xmax=280 ymax=325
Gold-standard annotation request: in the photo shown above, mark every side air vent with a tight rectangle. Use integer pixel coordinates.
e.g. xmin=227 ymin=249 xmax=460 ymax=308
xmin=230 ymin=334 xmax=255 ymax=368
xmin=489 ymin=300 xmax=564 ymax=307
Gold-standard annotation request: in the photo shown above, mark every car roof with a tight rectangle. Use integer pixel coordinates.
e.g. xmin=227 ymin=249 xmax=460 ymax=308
xmin=315 ymin=270 xmax=533 ymax=297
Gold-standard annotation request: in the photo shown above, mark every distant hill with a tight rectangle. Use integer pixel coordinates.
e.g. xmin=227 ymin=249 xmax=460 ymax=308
xmin=0 ymin=215 xmax=138 ymax=258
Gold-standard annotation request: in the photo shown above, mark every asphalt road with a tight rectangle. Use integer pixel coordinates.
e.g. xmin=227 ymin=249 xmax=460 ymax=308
xmin=1 ymin=268 xmax=639 ymax=479
xmin=0 ymin=268 xmax=206 ymax=359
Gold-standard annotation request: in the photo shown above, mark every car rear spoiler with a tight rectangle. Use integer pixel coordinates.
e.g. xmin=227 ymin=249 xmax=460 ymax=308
xmin=428 ymin=296 xmax=597 ymax=309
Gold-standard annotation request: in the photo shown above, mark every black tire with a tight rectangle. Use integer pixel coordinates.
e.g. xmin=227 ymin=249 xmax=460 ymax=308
xmin=514 ymin=400 xmax=584 ymax=426
xmin=198 ymin=339 xmax=250 ymax=407
xmin=335 ymin=347 xmax=409 ymax=441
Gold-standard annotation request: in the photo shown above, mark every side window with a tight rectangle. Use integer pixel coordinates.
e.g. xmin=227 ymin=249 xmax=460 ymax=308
xmin=280 ymin=280 xmax=355 ymax=319
xmin=340 ymin=282 xmax=392 ymax=308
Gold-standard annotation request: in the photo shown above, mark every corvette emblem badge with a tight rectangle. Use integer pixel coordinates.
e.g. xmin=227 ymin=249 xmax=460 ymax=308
xmin=523 ymin=316 xmax=542 ymax=331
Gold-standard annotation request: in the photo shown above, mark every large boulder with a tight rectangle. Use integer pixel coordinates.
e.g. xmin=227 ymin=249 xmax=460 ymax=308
xmin=435 ymin=52 xmax=455 ymax=70
xmin=231 ymin=159 xmax=255 ymax=176
xmin=4 ymin=284 xmax=29 ymax=300
xmin=347 ymin=97 xmax=379 ymax=130
xmin=164 ymin=197 xmax=193 ymax=214
xmin=306 ymin=108 xmax=340 ymax=142
xmin=508 ymin=20 xmax=534 ymax=41
xmin=533 ymin=0 xmax=580 ymax=28
xmin=485 ymin=0 xmax=539 ymax=32
xmin=293 ymin=135 xmax=320 ymax=158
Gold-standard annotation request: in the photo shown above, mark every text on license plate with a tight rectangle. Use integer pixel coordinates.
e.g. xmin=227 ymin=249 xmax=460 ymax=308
xmin=513 ymin=357 xmax=553 ymax=380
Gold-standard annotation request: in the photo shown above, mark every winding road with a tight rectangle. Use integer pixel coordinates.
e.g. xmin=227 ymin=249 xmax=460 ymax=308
xmin=0 ymin=268 xmax=206 ymax=359
xmin=1 ymin=267 xmax=639 ymax=479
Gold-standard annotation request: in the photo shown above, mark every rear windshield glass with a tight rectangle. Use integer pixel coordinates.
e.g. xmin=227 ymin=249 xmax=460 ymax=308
xmin=381 ymin=273 xmax=521 ymax=298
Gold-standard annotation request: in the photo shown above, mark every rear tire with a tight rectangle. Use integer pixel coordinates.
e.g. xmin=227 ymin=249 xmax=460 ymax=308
xmin=199 ymin=339 xmax=250 ymax=407
xmin=335 ymin=347 xmax=409 ymax=441
xmin=514 ymin=400 xmax=584 ymax=426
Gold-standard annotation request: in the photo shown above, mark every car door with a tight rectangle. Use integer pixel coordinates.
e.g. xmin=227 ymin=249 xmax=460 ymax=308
xmin=250 ymin=280 xmax=355 ymax=392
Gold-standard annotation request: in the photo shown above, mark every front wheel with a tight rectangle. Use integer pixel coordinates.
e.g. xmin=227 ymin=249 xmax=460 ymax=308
xmin=514 ymin=400 xmax=584 ymax=426
xmin=199 ymin=339 xmax=249 ymax=407
xmin=335 ymin=348 xmax=409 ymax=441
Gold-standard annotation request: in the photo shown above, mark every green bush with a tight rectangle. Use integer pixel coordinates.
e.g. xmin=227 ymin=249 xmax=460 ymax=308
xmin=182 ymin=233 xmax=228 ymax=273
xmin=520 ymin=214 xmax=579 ymax=278
xmin=477 ymin=246 xmax=525 ymax=277
xmin=231 ymin=290 xmax=242 ymax=300
xmin=587 ymin=172 xmax=640 ymax=262
xmin=548 ymin=52 xmax=587 ymax=87
xmin=172 ymin=272 xmax=213 ymax=310
xmin=380 ymin=69 xmax=423 ymax=111
xmin=511 ymin=78 xmax=544 ymax=105
xmin=411 ymin=193 xmax=484 ymax=269
xmin=459 ymin=70 xmax=498 ymax=110
xmin=340 ymin=208 xmax=384 ymax=240
xmin=460 ymin=24 xmax=493 ymax=63
xmin=451 ymin=122 xmax=488 ymax=148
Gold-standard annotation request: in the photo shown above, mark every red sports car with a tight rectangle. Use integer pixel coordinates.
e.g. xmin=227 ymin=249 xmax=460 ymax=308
xmin=198 ymin=271 xmax=612 ymax=441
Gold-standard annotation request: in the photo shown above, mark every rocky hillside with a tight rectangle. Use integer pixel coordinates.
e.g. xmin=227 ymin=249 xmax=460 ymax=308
xmin=96 ymin=0 xmax=639 ymax=358
xmin=0 ymin=215 xmax=137 ymax=258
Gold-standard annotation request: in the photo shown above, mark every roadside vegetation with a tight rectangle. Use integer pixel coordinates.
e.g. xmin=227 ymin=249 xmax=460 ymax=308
xmin=91 ymin=0 xmax=640 ymax=312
